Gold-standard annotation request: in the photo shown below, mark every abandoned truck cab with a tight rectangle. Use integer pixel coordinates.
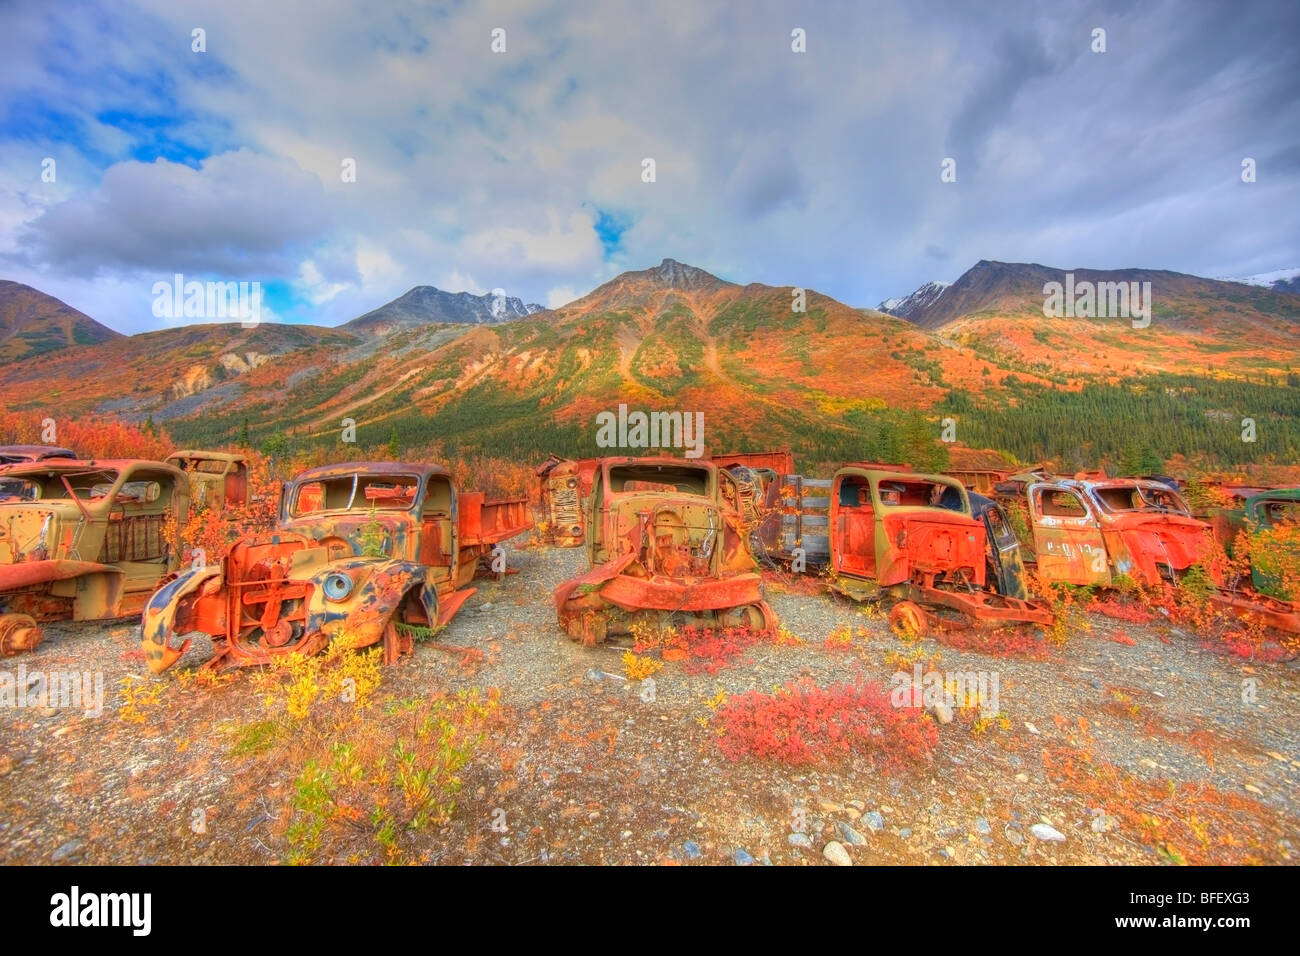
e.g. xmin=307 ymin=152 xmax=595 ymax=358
xmin=554 ymin=457 xmax=775 ymax=645
xmin=1207 ymin=488 xmax=1300 ymax=601
xmin=141 ymin=462 xmax=530 ymax=673
xmin=827 ymin=468 xmax=1052 ymax=636
xmin=0 ymin=459 xmax=189 ymax=655
xmin=0 ymin=445 xmax=78 ymax=465
xmin=535 ymin=454 xmax=599 ymax=547
xmin=1024 ymin=478 xmax=1206 ymax=588
xmin=164 ymin=450 xmax=251 ymax=510
xmin=1022 ymin=477 xmax=1299 ymax=632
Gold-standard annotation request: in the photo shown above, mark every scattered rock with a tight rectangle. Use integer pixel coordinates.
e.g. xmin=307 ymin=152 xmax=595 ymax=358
xmin=788 ymin=832 xmax=813 ymax=848
xmin=931 ymin=703 xmax=954 ymax=724
xmin=818 ymin=800 xmax=844 ymax=814
xmin=1024 ymin=722 xmax=1040 ymax=735
xmin=1030 ymin=823 xmax=1066 ymax=843
xmin=51 ymin=839 xmax=83 ymax=862
xmin=835 ymin=821 xmax=868 ymax=846
xmin=974 ymin=817 xmax=991 ymax=835
xmin=734 ymin=848 xmax=756 ymax=866
xmin=844 ymin=807 xmax=861 ymax=821
xmin=897 ymin=828 xmax=912 ymax=839
xmin=681 ymin=840 xmax=702 ymax=860
xmin=1244 ymin=784 xmax=1264 ymax=796
xmin=862 ymin=811 xmax=885 ymax=832
xmin=822 ymin=841 xmax=852 ymax=866
xmin=1015 ymin=773 xmax=1029 ymax=784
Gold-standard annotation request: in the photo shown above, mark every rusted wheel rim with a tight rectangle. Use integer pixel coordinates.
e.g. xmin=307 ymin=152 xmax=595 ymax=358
xmin=0 ymin=613 xmax=43 ymax=656
xmin=889 ymin=602 xmax=927 ymax=640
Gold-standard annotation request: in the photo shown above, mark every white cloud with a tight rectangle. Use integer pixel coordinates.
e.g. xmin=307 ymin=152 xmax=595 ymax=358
xmin=438 ymin=271 xmax=487 ymax=296
xmin=546 ymin=285 xmax=580 ymax=308
xmin=16 ymin=149 xmax=329 ymax=278
xmin=297 ymin=260 xmax=349 ymax=305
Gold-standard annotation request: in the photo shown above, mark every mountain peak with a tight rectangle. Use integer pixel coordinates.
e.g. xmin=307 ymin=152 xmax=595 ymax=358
xmin=877 ymin=280 xmax=950 ymax=320
xmin=649 ymin=258 xmax=725 ymax=289
xmin=344 ymin=285 xmax=544 ymax=334
xmin=0 ymin=279 xmax=123 ymax=361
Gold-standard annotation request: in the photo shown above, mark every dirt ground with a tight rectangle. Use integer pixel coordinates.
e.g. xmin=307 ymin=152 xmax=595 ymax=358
xmin=1 ymin=537 xmax=1297 ymax=866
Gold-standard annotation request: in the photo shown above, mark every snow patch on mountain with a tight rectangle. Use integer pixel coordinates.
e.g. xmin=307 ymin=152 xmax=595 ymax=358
xmin=877 ymin=281 xmax=950 ymax=319
xmin=1217 ymin=267 xmax=1300 ymax=290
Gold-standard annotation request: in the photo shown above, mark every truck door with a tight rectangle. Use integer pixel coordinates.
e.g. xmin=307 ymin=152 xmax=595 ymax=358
xmin=1028 ymin=482 xmax=1111 ymax=587
xmin=982 ymin=503 xmax=1030 ymax=598
xmin=831 ymin=474 xmax=876 ymax=578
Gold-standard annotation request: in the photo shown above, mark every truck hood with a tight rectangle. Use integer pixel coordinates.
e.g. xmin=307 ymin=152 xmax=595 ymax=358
xmin=1106 ymin=513 xmax=1210 ymax=573
xmin=279 ymin=511 xmax=416 ymax=558
xmin=0 ymin=502 xmax=88 ymax=563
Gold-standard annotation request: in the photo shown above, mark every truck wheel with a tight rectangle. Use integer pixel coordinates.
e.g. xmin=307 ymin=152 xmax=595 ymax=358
xmin=720 ymin=603 xmax=776 ymax=633
xmin=0 ymin=613 xmax=43 ymax=655
xmin=888 ymin=602 xmax=928 ymax=640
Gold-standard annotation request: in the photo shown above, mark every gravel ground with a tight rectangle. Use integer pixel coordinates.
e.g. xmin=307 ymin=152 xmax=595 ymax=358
xmin=1 ymin=536 xmax=1297 ymax=866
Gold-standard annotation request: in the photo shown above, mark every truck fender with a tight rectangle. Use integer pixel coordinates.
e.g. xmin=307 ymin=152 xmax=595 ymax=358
xmin=141 ymin=566 xmax=223 ymax=674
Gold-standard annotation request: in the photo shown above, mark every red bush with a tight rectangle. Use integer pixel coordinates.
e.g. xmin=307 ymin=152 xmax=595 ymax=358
xmin=0 ymin=410 xmax=171 ymax=460
xmin=633 ymin=623 xmax=768 ymax=674
xmin=931 ymin=626 xmax=1049 ymax=659
xmin=713 ymin=679 xmax=939 ymax=768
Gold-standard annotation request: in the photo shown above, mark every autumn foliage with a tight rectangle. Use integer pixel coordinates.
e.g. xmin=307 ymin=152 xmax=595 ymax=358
xmin=633 ymin=623 xmax=769 ymax=674
xmin=0 ymin=410 xmax=172 ymax=460
xmin=167 ymin=452 xmax=281 ymax=566
xmin=713 ymin=679 xmax=939 ymax=767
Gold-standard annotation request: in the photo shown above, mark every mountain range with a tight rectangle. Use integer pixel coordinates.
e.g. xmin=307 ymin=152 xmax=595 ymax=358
xmin=2 ymin=257 xmax=1299 ymax=472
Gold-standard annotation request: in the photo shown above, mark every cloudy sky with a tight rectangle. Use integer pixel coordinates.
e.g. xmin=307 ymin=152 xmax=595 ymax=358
xmin=1 ymin=0 xmax=1296 ymax=333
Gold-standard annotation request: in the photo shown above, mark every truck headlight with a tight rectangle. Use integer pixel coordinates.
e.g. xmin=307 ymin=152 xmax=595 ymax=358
xmin=323 ymin=572 xmax=355 ymax=602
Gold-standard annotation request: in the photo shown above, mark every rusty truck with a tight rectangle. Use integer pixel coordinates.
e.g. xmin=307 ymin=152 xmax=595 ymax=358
xmin=141 ymin=461 xmax=530 ymax=673
xmin=554 ymin=457 xmax=776 ymax=645
xmin=0 ymin=458 xmax=190 ymax=655
xmin=1003 ymin=476 xmax=1299 ymax=633
xmin=535 ymin=454 xmax=600 ymax=547
xmin=164 ymin=450 xmax=252 ymax=510
xmin=753 ymin=465 xmax=1051 ymax=636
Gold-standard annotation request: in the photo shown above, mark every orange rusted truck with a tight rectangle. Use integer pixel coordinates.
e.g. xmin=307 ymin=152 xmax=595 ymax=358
xmin=0 ymin=458 xmax=189 ymax=654
xmin=1009 ymin=476 xmax=1299 ymax=632
xmin=141 ymin=461 xmax=530 ymax=673
xmin=757 ymin=466 xmax=1051 ymax=636
xmin=554 ymin=456 xmax=776 ymax=645
xmin=164 ymin=450 xmax=251 ymax=510
xmin=535 ymin=454 xmax=600 ymax=547
xmin=0 ymin=445 xmax=77 ymax=465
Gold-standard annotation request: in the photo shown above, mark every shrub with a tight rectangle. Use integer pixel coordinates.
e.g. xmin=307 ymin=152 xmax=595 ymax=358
xmin=233 ymin=646 xmax=503 ymax=864
xmin=713 ymin=679 xmax=939 ymax=768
